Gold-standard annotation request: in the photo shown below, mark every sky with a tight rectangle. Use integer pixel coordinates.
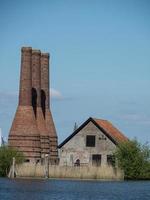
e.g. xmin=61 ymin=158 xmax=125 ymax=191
xmin=0 ymin=0 xmax=150 ymax=144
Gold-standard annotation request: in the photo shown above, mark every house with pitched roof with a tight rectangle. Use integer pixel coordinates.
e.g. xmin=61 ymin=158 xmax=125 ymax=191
xmin=58 ymin=117 xmax=128 ymax=166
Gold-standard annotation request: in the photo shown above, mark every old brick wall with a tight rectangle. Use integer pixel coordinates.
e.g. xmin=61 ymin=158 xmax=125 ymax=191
xmin=41 ymin=53 xmax=58 ymax=163
xmin=9 ymin=47 xmax=41 ymax=162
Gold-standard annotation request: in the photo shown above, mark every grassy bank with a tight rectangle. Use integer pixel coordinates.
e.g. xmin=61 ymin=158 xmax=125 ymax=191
xmin=15 ymin=163 xmax=124 ymax=180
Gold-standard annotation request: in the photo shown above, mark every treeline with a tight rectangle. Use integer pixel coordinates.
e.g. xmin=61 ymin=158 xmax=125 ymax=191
xmin=115 ymin=139 xmax=150 ymax=180
xmin=0 ymin=146 xmax=24 ymax=177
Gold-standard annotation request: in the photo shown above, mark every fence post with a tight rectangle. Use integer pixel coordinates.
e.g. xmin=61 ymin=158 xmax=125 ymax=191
xmin=45 ymin=154 xmax=49 ymax=178
xmin=12 ymin=157 xmax=15 ymax=178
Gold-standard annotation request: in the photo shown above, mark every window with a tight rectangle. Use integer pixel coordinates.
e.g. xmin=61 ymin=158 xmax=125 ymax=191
xmin=24 ymin=159 xmax=30 ymax=163
xmin=107 ymin=155 xmax=115 ymax=167
xmin=92 ymin=154 xmax=101 ymax=166
xmin=74 ymin=159 xmax=80 ymax=167
xmin=86 ymin=135 xmax=96 ymax=147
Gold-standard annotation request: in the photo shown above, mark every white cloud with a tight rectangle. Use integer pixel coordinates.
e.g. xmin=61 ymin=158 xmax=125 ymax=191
xmin=50 ymin=88 xmax=63 ymax=99
xmin=0 ymin=88 xmax=63 ymax=100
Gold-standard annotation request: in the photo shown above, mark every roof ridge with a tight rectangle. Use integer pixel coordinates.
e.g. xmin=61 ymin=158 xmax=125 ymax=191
xmin=93 ymin=118 xmax=108 ymax=121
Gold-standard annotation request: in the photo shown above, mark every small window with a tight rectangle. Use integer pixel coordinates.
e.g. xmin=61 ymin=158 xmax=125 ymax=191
xmin=92 ymin=154 xmax=101 ymax=166
xmin=107 ymin=155 xmax=115 ymax=167
xmin=86 ymin=135 xmax=95 ymax=147
xmin=24 ymin=159 xmax=30 ymax=163
xmin=74 ymin=159 xmax=80 ymax=167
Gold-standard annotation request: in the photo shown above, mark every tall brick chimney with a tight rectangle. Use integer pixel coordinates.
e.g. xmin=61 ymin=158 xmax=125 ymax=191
xmin=8 ymin=47 xmax=58 ymax=164
xmin=31 ymin=50 xmax=50 ymax=158
xmin=41 ymin=53 xmax=58 ymax=164
xmin=8 ymin=47 xmax=41 ymax=162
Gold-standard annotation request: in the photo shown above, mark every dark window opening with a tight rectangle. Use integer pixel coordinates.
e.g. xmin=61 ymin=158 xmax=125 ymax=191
xmin=41 ymin=89 xmax=46 ymax=118
xmin=74 ymin=159 xmax=80 ymax=166
xmin=92 ymin=154 xmax=101 ymax=166
xmin=86 ymin=135 xmax=95 ymax=147
xmin=32 ymin=88 xmax=37 ymax=117
xmin=24 ymin=159 xmax=30 ymax=163
xmin=107 ymin=155 xmax=116 ymax=167
xmin=36 ymin=159 xmax=40 ymax=164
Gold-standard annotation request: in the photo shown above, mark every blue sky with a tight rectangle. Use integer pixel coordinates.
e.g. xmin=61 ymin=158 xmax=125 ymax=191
xmin=0 ymin=0 xmax=150 ymax=143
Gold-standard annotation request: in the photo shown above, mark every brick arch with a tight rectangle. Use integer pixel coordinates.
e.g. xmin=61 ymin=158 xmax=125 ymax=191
xmin=32 ymin=87 xmax=37 ymax=117
xmin=41 ymin=89 xmax=46 ymax=118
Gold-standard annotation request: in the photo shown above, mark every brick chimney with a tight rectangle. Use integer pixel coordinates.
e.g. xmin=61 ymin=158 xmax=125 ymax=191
xmin=31 ymin=50 xmax=50 ymax=158
xmin=41 ymin=53 xmax=58 ymax=164
xmin=8 ymin=47 xmax=41 ymax=162
xmin=8 ymin=47 xmax=58 ymax=164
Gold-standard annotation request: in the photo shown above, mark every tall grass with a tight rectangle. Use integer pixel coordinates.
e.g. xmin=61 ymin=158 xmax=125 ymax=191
xmin=16 ymin=163 xmax=124 ymax=180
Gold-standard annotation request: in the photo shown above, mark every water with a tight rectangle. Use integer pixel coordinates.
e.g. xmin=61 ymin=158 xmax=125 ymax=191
xmin=0 ymin=178 xmax=150 ymax=200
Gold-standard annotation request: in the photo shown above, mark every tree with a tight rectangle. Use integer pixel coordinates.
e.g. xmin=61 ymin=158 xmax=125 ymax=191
xmin=0 ymin=146 xmax=24 ymax=177
xmin=115 ymin=139 xmax=150 ymax=179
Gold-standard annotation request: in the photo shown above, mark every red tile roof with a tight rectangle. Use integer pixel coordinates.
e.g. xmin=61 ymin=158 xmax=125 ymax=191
xmin=58 ymin=117 xmax=128 ymax=148
xmin=94 ymin=118 xmax=128 ymax=143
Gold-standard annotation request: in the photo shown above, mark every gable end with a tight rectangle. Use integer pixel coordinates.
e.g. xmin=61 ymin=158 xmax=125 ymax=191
xmin=58 ymin=117 xmax=118 ymax=148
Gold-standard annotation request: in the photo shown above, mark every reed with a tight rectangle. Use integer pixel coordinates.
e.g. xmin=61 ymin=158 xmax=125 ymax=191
xmin=16 ymin=163 xmax=124 ymax=180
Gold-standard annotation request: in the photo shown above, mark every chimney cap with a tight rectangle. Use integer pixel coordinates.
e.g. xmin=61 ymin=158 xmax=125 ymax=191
xmin=21 ymin=47 xmax=32 ymax=52
xmin=32 ymin=49 xmax=41 ymax=55
xmin=41 ymin=53 xmax=50 ymax=58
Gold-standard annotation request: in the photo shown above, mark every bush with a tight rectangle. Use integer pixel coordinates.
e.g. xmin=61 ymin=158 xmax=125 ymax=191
xmin=115 ymin=139 xmax=150 ymax=180
xmin=0 ymin=146 xmax=24 ymax=177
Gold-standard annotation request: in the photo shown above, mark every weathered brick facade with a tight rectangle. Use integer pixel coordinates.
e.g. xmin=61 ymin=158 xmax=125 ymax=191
xmin=58 ymin=117 xmax=128 ymax=166
xmin=8 ymin=47 xmax=58 ymax=163
xmin=41 ymin=53 xmax=58 ymax=164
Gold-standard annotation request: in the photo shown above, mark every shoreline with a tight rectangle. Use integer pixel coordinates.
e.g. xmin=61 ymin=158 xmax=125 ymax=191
xmin=3 ymin=176 xmax=150 ymax=182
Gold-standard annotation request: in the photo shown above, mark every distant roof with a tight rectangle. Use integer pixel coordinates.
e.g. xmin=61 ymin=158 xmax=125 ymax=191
xmin=58 ymin=117 xmax=128 ymax=148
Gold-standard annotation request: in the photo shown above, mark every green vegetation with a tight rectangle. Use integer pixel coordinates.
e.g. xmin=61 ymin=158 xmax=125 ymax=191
xmin=0 ymin=146 xmax=24 ymax=177
xmin=115 ymin=139 xmax=150 ymax=180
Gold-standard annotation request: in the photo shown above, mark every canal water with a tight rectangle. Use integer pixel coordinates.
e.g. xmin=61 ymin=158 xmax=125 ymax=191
xmin=0 ymin=178 xmax=150 ymax=200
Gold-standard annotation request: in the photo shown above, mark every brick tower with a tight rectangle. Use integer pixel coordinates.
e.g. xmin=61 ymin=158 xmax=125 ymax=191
xmin=8 ymin=47 xmax=58 ymax=163
xmin=41 ymin=53 xmax=58 ymax=164
xmin=8 ymin=47 xmax=41 ymax=162
xmin=31 ymin=50 xmax=50 ymax=159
